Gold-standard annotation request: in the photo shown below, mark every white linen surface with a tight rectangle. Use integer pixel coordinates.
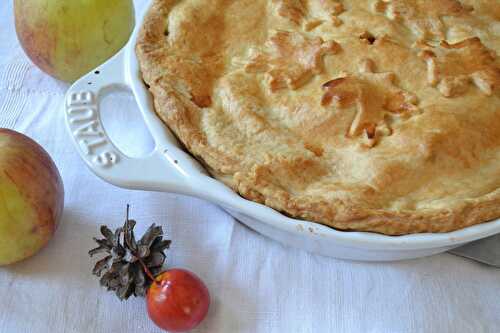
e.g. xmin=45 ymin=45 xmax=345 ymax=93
xmin=0 ymin=1 xmax=499 ymax=332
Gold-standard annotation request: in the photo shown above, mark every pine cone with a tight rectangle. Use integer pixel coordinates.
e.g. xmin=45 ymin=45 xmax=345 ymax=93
xmin=89 ymin=207 xmax=171 ymax=300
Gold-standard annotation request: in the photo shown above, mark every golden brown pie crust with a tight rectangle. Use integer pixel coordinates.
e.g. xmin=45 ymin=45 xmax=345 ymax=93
xmin=137 ymin=0 xmax=500 ymax=235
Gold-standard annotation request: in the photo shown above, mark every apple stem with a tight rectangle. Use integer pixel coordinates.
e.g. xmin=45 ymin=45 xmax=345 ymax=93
xmin=125 ymin=204 xmax=160 ymax=286
xmin=138 ymin=258 xmax=160 ymax=285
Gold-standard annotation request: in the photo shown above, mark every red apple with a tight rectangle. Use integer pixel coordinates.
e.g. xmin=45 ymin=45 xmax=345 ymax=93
xmin=14 ymin=0 xmax=135 ymax=82
xmin=147 ymin=269 xmax=210 ymax=332
xmin=0 ymin=129 xmax=64 ymax=266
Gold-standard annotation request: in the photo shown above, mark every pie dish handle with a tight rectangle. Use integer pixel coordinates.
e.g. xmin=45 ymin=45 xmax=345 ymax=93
xmin=64 ymin=51 xmax=190 ymax=194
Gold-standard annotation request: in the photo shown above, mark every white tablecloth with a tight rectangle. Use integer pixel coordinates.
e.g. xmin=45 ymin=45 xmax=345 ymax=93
xmin=1 ymin=1 xmax=499 ymax=332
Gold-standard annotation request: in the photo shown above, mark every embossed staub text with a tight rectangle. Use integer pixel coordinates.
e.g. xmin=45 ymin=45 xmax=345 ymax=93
xmin=66 ymin=91 xmax=119 ymax=168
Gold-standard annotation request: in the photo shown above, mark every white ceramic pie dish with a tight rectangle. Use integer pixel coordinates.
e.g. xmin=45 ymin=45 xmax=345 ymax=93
xmin=64 ymin=4 xmax=500 ymax=261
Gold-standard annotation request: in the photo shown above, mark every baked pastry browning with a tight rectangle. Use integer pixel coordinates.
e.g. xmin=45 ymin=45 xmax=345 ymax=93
xmin=137 ymin=0 xmax=500 ymax=235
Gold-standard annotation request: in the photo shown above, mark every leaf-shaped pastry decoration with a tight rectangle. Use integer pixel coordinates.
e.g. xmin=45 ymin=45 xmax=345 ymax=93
xmin=322 ymin=58 xmax=419 ymax=147
xmin=419 ymin=37 xmax=499 ymax=97
xmin=274 ymin=0 xmax=345 ymax=29
xmin=320 ymin=0 xmax=345 ymax=15
xmin=372 ymin=0 xmax=471 ymax=40
xmin=273 ymin=0 xmax=306 ymax=24
xmin=245 ymin=30 xmax=340 ymax=92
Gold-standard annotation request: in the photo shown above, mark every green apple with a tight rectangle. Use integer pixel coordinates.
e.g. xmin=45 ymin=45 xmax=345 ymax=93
xmin=14 ymin=0 xmax=135 ymax=82
xmin=0 ymin=129 xmax=64 ymax=266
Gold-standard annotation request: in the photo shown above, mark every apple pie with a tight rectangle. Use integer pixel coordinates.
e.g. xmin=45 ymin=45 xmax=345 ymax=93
xmin=137 ymin=0 xmax=500 ymax=235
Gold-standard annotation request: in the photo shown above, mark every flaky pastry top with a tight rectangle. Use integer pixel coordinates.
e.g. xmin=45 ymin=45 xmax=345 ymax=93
xmin=137 ymin=0 xmax=500 ymax=235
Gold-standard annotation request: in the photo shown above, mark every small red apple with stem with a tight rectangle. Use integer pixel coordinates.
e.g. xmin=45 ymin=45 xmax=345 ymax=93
xmin=0 ymin=129 xmax=64 ymax=266
xmin=146 ymin=268 xmax=210 ymax=332
xmin=90 ymin=208 xmax=210 ymax=332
